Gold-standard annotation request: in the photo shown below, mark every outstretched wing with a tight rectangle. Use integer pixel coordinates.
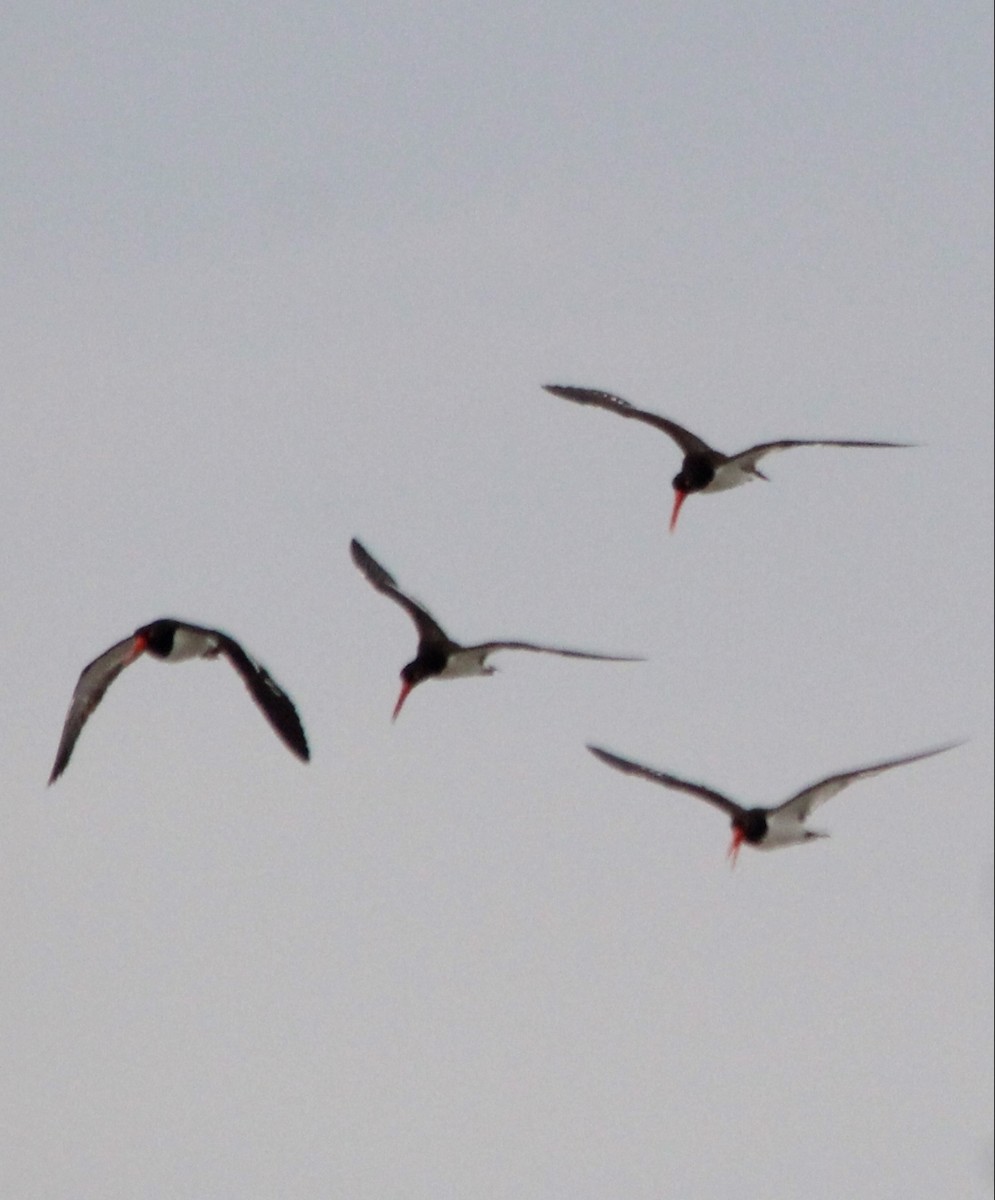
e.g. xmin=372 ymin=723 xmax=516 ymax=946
xmin=49 ymin=635 xmax=141 ymax=783
xmin=350 ymin=538 xmax=451 ymax=649
xmin=543 ymin=385 xmax=714 ymax=457
xmin=476 ymin=641 xmax=643 ymax=663
xmin=217 ymin=635 xmax=310 ymax=762
xmin=729 ymin=438 xmax=911 ymax=474
xmin=587 ymin=744 xmax=744 ymax=818
xmin=773 ymin=743 xmax=960 ymax=821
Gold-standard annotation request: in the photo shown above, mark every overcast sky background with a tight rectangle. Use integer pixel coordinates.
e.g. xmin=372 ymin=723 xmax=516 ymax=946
xmin=1 ymin=3 xmax=992 ymax=1197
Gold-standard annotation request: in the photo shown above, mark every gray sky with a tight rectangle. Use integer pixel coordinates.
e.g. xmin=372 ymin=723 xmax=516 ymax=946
xmin=2 ymin=2 xmax=992 ymax=1197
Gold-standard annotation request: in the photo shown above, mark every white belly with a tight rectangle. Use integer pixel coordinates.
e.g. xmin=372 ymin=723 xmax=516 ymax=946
xmin=439 ymin=648 xmax=491 ymax=679
xmin=166 ymin=628 xmax=219 ymax=662
xmin=704 ymin=462 xmax=758 ymax=493
xmin=759 ymin=813 xmax=826 ymax=850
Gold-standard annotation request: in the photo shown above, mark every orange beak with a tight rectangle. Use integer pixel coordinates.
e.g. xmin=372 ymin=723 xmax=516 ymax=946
xmin=126 ymin=634 xmax=148 ymax=662
xmin=392 ymin=680 xmax=413 ymax=722
xmin=727 ymin=826 xmax=745 ymax=867
xmin=669 ymin=489 xmax=688 ymax=532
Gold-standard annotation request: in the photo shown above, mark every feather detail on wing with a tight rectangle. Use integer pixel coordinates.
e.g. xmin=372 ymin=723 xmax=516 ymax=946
xmin=587 ymin=745 xmax=743 ymax=818
xmin=728 ymin=438 xmax=912 ymax=474
xmin=772 ymin=743 xmax=960 ymax=821
xmin=217 ymin=637 xmax=310 ymax=761
xmin=475 ymin=642 xmax=643 ymax=662
xmin=48 ymin=635 xmax=142 ymax=783
xmin=350 ymin=538 xmax=451 ymax=647
xmin=543 ymin=385 xmax=714 ymax=457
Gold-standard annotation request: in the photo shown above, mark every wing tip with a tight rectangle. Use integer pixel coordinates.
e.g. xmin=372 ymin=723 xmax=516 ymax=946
xmin=47 ymin=737 xmax=75 ymax=786
xmin=916 ymin=739 xmax=966 ymax=762
xmin=349 ymin=536 xmax=393 ymax=586
xmin=586 ymin=743 xmax=618 ymax=765
xmin=542 ymin=383 xmax=598 ymax=402
xmin=289 ymin=730 xmax=311 ymax=763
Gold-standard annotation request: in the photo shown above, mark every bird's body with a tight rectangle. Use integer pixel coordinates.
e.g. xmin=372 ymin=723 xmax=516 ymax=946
xmin=736 ymin=807 xmax=825 ymax=851
xmin=586 ymin=742 xmax=958 ymax=863
xmin=350 ymin=538 xmax=642 ymax=717
xmin=690 ymin=458 xmax=767 ymax=494
xmin=49 ymin=618 xmax=310 ymax=783
xmin=436 ymin=647 xmax=499 ymax=679
xmin=542 ymin=384 xmax=909 ymax=529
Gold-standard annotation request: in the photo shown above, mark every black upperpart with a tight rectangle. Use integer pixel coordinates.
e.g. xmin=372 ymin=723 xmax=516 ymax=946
xmin=673 ymin=454 xmax=715 ymax=494
xmin=402 ymin=645 xmax=448 ymax=686
xmin=734 ymin=808 xmax=769 ymax=845
xmin=137 ymin=619 xmax=179 ymax=658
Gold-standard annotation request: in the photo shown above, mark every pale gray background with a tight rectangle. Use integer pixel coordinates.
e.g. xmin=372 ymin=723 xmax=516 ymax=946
xmin=2 ymin=3 xmax=992 ymax=1197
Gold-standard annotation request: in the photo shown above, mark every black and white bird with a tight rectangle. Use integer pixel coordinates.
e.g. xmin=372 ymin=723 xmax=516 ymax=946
xmin=49 ymin=618 xmax=310 ymax=783
xmin=350 ymin=538 xmax=642 ymax=719
xmin=543 ymin=384 xmax=909 ymax=530
xmin=586 ymin=742 xmax=958 ymax=863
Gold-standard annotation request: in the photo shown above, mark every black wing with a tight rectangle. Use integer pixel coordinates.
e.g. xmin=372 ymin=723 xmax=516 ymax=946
xmin=217 ymin=636 xmax=310 ymax=762
xmin=474 ymin=641 xmax=643 ymax=662
xmin=773 ymin=743 xmax=960 ymax=821
xmin=543 ymin=385 xmax=715 ymax=457
xmin=49 ymin=635 xmax=140 ymax=783
xmin=728 ymin=438 xmax=911 ymax=473
xmin=587 ymin=745 xmax=744 ymax=819
xmin=350 ymin=538 xmax=452 ymax=650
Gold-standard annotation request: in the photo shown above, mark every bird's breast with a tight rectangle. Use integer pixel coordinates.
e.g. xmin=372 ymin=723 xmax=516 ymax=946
xmin=759 ymin=813 xmax=818 ymax=849
xmin=164 ymin=628 xmax=220 ymax=662
xmin=439 ymin=649 xmax=490 ymax=679
xmin=704 ymin=462 xmax=758 ymax=493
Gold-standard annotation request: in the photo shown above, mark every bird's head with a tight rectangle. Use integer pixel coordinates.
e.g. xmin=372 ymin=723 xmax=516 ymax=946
xmin=132 ymin=619 xmax=177 ymax=659
xmin=728 ymin=809 xmax=768 ymax=866
xmin=393 ymin=648 xmax=447 ymax=720
xmin=670 ymin=457 xmax=716 ymax=531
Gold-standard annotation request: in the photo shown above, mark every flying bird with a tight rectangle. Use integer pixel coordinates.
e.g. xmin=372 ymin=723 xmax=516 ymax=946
xmin=542 ymin=384 xmax=909 ymax=530
xmin=350 ymin=538 xmax=642 ymax=719
xmin=586 ymin=742 xmax=958 ymax=863
xmin=49 ymin=618 xmax=310 ymax=783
